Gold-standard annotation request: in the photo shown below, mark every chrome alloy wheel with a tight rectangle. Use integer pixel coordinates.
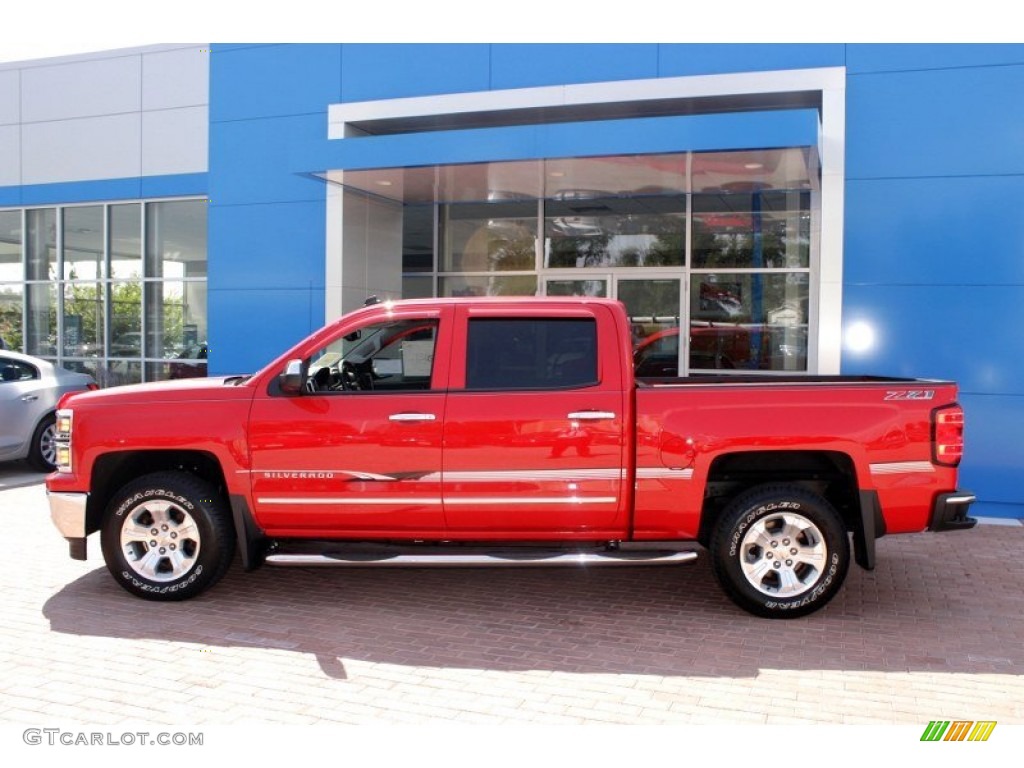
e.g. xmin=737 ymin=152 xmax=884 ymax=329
xmin=738 ymin=512 xmax=828 ymax=597
xmin=38 ymin=423 xmax=57 ymax=467
xmin=119 ymin=500 xmax=201 ymax=582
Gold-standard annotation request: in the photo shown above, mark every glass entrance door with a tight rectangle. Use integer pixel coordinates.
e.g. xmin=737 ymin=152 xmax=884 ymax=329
xmin=615 ymin=277 xmax=683 ymax=378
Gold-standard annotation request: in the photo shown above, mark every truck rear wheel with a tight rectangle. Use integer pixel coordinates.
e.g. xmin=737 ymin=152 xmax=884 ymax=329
xmin=100 ymin=471 xmax=235 ymax=601
xmin=710 ymin=484 xmax=850 ymax=618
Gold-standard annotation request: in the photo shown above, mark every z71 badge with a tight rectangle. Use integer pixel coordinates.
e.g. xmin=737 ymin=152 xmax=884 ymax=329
xmin=884 ymin=390 xmax=935 ymax=401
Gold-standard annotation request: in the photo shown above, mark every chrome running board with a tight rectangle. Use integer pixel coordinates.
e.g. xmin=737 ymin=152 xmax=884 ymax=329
xmin=265 ymin=547 xmax=698 ymax=568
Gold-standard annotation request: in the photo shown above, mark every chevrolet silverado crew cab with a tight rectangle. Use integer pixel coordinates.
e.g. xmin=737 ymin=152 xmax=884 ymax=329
xmin=47 ymin=298 xmax=976 ymax=618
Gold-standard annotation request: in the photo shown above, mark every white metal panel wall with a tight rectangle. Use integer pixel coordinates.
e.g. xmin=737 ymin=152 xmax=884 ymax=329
xmin=0 ymin=44 xmax=208 ymax=188
xmin=142 ymin=47 xmax=210 ymax=111
xmin=0 ymin=70 xmax=18 ymax=125
xmin=23 ymin=114 xmax=142 ymax=183
xmin=21 ymin=56 xmax=142 ymax=123
xmin=142 ymin=106 xmax=209 ymax=176
xmin=0 ymin=126 xmax=18 ymax=186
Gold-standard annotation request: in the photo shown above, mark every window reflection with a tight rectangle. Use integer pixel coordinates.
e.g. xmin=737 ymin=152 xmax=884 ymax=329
xmin=440 ymin=199 xmax=537 ymax=273
xmin=62 ymin=282 xmax=104 ymax=357
xmin=544 ymin=195 xmax=685 ymax=269
xmin=692 ymin=190 xmax=810 ymax=269
xmin=690 ymin=273 xmax=808 ymax=371
xmin=146 ymin=281 xmax=207 ymax=360
xmin=545 ymin=280 xmax=607 ymax=298
xmin=439 ymin=274 xmax=537 ymax=297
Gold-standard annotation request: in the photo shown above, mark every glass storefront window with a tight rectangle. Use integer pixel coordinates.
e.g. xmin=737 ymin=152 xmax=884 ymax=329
xmin=402 ymin=204 xmax=434 ymax=273
xmin=690 ymin=273 xmax=808 ymax=371
xmin=545 ymin=279 xmax=608 ymax=298
xmin=110 ymin=203 xmax=142 ymax=279
xmin=109 ymin=281 xmax=142 ymax=357
xmin=0 ymin=199 xmax=206 ymax=380
xmin=146 ymin=200 xmax=208 ymax=280
xmin=377 ymin=151 xmax=819 ymax=376
xmin=63 ymin=206 xmax=104 ymax=280
xmin=146 ymin=354 xmax=207 ymax=383
xmin=106 ymin=360 xmax=142 ymax=387
xmin=439 ymin=274 xmax=537 ymax=297
xmin=402 ymin=275 xmax=433 ymax=299
xmin=440 ymin=199 xmax=537 ymax=273
xmin=145 ymin=280 xmax=207 ymax=360
xmin=0 ymin=285 xmax=22 ymax=351
xmin=26 ymin=208 xmax=56 ymax=282
xmin=62 ymin=282 xmax=104 ymax=357
xmin=0 ymin=210 xmax=21 ymax=284
xmin=544 ymin=195 xmax=685 ymax=269
xmin=618 ymin=278 xmax=683 ymax=377
xmin=26 ymin=281 xmax=57 ymax=357
xmin=692 ymin=190 xmax=810 ymax=269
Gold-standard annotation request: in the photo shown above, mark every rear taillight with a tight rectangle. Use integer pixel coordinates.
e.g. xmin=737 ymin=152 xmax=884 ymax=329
xmin=932 ymin=404 xmax=964 ymax=467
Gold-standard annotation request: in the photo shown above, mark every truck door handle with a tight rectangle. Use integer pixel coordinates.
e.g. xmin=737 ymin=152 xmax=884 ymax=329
xmin=567 ymin=411 xmax=616 ymax=421
xmin=388 ymin=413 xmax=436 ymax=422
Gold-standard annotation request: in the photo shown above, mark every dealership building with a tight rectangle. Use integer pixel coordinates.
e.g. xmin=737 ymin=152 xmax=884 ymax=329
xmin=0 ymin=43 xmax=1021 ymax=519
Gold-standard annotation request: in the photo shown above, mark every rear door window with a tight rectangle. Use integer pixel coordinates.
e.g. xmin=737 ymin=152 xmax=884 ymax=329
xmin=465 ymin=318 xmax=598 ymax=390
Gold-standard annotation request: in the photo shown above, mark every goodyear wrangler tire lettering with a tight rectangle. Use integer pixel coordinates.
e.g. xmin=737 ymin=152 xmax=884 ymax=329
xmin=101 ymin=472 xmax=235 ymax=602
xmin=710 ymin=484 xmax=851 ymax=619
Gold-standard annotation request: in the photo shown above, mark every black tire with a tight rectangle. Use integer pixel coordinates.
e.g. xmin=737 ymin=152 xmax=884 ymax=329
xmin=100 ymin=471 xmax=235 ymax=601
xmin=710 ymin=483 xmax=850 ymax=619
xmin=26 ymin=413 xmax=57 ymax=472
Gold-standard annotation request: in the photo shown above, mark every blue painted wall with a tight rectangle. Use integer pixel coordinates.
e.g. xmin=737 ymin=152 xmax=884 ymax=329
xmin=206 ymin=43 xmax=1024 ymax=517
xmin=208 ymin=44 xmax=342 ymax=375
xmin=842 ymin=44 xmax=1024 ymax=518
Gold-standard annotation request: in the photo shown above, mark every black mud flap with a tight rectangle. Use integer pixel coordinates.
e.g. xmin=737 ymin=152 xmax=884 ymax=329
xmin=229 ymin=494 xmax=268 ymax=570
xmin=854 ymin=490 xmax=885 ymax=571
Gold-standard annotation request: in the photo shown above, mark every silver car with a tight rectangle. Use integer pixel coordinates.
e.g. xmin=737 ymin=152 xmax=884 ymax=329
xmin=0 ymin=352 xmax=97 ymax=471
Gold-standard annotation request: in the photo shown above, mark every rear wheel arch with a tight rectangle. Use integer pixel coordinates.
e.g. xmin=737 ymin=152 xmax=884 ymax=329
xmin=697 ymin=450 xmax=863 ymax=546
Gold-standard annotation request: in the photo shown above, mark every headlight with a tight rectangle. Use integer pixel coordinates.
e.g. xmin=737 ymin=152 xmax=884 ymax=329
xmin=54 ymin=409 xmax=73 ymax=472
xmin=55 ymin=409 xmax=73 ymax=439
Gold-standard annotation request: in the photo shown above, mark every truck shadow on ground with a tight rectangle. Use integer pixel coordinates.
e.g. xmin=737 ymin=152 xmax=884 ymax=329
xmin=42 ymin=526 xmax=1024 ymax=681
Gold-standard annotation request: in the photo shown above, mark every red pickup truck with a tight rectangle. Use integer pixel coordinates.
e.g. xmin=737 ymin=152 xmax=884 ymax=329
xmin=47 ymin=297 xmax=976 ymax=618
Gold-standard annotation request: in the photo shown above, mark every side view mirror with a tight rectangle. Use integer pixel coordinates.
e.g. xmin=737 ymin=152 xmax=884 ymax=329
xmin=278 ymin=358 xmax=305 ymax=395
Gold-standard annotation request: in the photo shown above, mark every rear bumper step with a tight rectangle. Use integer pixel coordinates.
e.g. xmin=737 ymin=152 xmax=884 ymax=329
xmin=265 ymin=548 xmax=698 ymax=568
xmin=929 ymin=490 xmax=978 ymax=532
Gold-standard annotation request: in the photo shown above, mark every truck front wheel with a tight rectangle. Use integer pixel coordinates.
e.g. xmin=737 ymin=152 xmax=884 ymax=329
xmin=710 ymin=484 xmax=850 ymax=618
xmin=100 ymin=471 xmax=236 ymax=601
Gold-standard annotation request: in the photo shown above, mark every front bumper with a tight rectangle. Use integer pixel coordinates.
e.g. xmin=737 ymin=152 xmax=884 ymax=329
xmin=48 ymin=491 xmax=89 ymax=560
xmin=928 ymin=490 xmax=977 ymax=532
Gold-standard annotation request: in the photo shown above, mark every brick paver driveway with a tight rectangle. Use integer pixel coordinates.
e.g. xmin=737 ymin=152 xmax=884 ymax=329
xmin=2 ymin=470 xmax=1022 ymax=725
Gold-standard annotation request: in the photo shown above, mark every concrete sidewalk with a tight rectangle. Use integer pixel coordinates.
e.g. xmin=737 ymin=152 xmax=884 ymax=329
xmin=1 ymin=477 xmax=1022 ymax=725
